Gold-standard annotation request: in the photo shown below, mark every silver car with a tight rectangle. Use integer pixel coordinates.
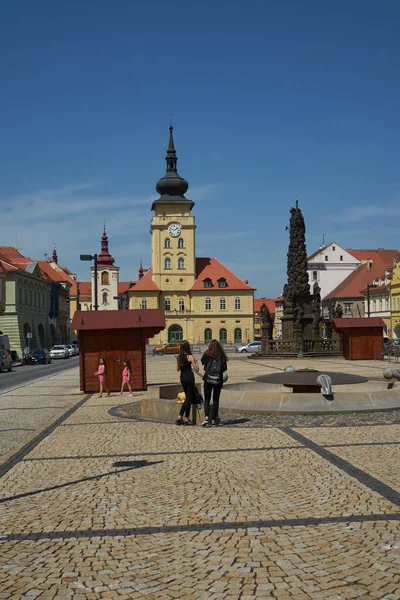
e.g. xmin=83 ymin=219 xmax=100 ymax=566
xmin=237 ymin=341 xmax=262 ymax=353
xmin=50 ymin=345 xmax=69 ymax=359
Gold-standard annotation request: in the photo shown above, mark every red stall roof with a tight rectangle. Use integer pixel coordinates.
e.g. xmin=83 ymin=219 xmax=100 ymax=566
xmin=333 ymin=317 xmax=385 ymax=330
xmin=71 ymin=309 xmax=165 ymax=331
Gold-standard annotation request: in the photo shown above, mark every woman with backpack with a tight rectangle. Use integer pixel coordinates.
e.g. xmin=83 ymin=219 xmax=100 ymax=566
xmin=201 ymin=339 xmax=228 ymax=427
xmin=175 ymin=341 xmax=199 ymax=425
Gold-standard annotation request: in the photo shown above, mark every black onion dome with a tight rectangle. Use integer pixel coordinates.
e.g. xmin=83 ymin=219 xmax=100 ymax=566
xmin=152 ymin=126 xmax=194 ymax=210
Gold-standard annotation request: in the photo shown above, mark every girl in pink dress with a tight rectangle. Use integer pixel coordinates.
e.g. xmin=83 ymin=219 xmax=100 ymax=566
xmin=118 ymin=359 xmax=133 ymax=397
xmin=95 ymin=358 xmax=110 ymax=397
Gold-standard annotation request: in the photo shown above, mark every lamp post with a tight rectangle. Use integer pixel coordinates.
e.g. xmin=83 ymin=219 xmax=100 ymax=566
xmin=80 ymin=254 xmax=98 ymax=311
xmin=367 ymin=283 xmax=377 ymax=317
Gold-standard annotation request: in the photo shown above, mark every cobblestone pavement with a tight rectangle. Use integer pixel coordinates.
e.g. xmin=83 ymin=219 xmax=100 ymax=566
xmin=0 ymin=368 xmax=85 ymax=462
xmin=1 ymin=363 xmax=400 ymax=599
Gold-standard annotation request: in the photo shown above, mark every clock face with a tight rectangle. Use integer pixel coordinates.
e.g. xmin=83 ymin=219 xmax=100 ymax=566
xmin=168 ymin=223 xmax=181 ymax=237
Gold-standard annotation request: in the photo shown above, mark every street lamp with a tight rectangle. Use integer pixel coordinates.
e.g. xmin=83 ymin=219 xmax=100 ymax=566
xmin=367 ymin=283 xmax=377 ymax=317
xmin=80 ymin=254 xmax=98 ymax=311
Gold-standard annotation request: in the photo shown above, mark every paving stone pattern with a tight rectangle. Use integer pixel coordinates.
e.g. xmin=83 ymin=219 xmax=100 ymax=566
xmin=1 ymin=362 xmax=400 ymax=599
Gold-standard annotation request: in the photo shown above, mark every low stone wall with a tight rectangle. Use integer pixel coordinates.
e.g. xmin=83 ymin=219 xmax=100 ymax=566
xmin=143 ymin=383 xmax=204 ymax=423
xmin=141 ymin=380 xmax=400 ymax=422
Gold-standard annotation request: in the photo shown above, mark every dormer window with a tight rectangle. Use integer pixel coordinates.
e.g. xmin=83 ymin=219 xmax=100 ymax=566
xmin=203 ymin=278 xmax=212 ymax=288
xmin=218 ymin=278 xmax=227 ymax=288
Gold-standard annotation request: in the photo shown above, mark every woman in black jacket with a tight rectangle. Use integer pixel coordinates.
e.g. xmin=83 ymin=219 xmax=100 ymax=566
xmin=176 ymin=341 xmax=199 ymax=425
xmin=201 ymin=339 xmax=228 ymax=427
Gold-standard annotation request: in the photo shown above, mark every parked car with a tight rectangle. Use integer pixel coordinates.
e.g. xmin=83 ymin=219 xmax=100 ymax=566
xmin=71 ymin=344 xmax=79 ymax=355
xmin=66 ymin=344 xmax=75 ymax=357
xmin=0 ymin=349 xmax=13 ymax=372
xmin=31 ymin=348 xmax=52 ymax=364
xmin=50 ymin=345 xmax=69 ymax=359
xmin=237 ymin=341 xmax=262 ymax=353
xmin=152 ymin=342 xmax=181 ymax=356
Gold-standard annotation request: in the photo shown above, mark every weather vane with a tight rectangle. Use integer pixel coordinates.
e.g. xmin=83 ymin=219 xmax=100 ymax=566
xmin=169 ymin=109 xmax=174 ymax=127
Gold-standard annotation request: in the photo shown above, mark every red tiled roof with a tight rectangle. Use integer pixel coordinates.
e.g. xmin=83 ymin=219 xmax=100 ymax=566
xmin=119 ymin=281 xmax=135 ymax=293
xmin=71 ymin=309 xmax=165 ymax=332
xmin=0 ymin=246 xmax=32 ymax=266
xmin=70 ymin=281 xmax=136 ymax=297
xmin=347 ymin=249 xmax=400 ymax=264
xmin=254 ymin=298 xmax=277 ymax=313
xmin=325 ymin=262 xmax=394 ymax=300
xmin=0 ymin=254 xmax=19 ymax=272
xmin=130 ymin=268 xmax=160 ymax=292
xmin=190 ymin=258 xmax=255 ymax=291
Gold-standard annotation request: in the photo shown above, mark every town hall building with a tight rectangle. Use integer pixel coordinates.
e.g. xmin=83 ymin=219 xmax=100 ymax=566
xmin=127 ymin=127 xmax=255 ymax=345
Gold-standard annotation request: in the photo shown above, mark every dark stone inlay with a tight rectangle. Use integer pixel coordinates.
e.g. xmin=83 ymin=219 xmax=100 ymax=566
xmin=281 ymin=427 xmax=400 ymax=508
xmin=1 ymin=513 xmax=399 ymax=543
xmin=0 ymin=461 xmax=163 ymax=504
xmin=0 ymin=393 xmax=93 ymax=480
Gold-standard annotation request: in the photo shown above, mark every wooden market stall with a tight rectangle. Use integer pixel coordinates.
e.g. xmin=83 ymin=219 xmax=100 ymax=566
xmin=333 ymin=317 xmax=384 ymax=360
xmin=71 ymin=309 xmax=165 ymax=392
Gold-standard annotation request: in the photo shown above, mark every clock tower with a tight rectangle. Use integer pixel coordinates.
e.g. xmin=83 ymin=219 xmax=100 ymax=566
xmin=150 ymin=126 xmax=196 ymax=290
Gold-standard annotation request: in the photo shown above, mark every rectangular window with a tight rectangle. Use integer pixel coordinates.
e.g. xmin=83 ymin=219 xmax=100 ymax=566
xmin=340 ymin=255 xmax=343 ymax=261
xmin=312 ymin=271 xmax=318 ymax=280
xmin=333 ymin=246 xmax=336 ymax=251
xmin=344 ymin=303 xmax=352 ymax=315
xmin=325 ymin=256 xmax=328 ymax=262
xmin=205 ymin=297 xmax=211 ymax=311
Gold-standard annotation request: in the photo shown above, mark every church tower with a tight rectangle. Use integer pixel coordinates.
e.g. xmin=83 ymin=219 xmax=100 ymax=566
xmin=150 ymin=126 xmax=196 ymax=290
xmin=91 ymin=226 xmax=120 ymax=310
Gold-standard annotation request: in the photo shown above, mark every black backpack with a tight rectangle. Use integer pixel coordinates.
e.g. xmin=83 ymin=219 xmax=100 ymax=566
xmin=205 ymin=355 xmax=222 ymax=385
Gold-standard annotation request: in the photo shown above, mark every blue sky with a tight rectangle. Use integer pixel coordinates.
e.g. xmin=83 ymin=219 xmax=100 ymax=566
xmin=1 ymin=0 xmax=399 ymax=297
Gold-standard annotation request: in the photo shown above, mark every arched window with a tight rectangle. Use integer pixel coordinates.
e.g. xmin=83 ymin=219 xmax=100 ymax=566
xmin=178 ymin=238 xmax=184 ymax=248
xmin=141 ymin=298 xmax=148 ymax=309
xmin=204 ymin=328 xmax=212 ymax=343
xmin=205 ymin=297 xmax=211 ymax=311
xmin=178 ymin=298 xmax=185 ymax=311
xmin=164 ymin=298 xmax=171 ymax=311
xmin=164 ymin=238 xmax=171 ymax=248
xmin=219 ymin=328 xmax=227 ymax=344
xmin=234 ymin=296 xmax=241 ymax=310
xmin=102 ymin=292 xmax=108 ymax=306
xmin=220 ymin=297 xmax=226 ymax=310
xmin=178 ymin=258 xmax=185 ymax=270
xmin=164 ymin=258 xmax=171 ymax=270
xmin=101 ymin=272 xmax=109 ymax=285
xmin=168 ymin=324 xmax=183 ymax=342
xmin=234 ymin=328 xmax=242 ymax=343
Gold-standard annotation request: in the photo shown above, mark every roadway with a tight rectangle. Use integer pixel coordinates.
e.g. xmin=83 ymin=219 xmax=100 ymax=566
xmin=0 ymin=355 xmax=79 ymax=394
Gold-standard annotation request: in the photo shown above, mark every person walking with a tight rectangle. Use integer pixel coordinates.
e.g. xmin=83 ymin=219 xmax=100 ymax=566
xmin=176 ymin=341 xmax=199 ymax=425
xmin=201 ymin=340 xmax=228 ymax=427
xmin=118 ymin=359 xmax=133 ymax=397
xmin=95 ymin=357 xmax=110 ymax=398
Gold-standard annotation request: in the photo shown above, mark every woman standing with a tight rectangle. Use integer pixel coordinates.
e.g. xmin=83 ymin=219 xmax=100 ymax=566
xmin=201 ymin=340 xmax=228 ymax=427
xmin=95 ymin=357 xmax=110 ymax=398
xmin=176 ymin=341 xmax=199 ymax=425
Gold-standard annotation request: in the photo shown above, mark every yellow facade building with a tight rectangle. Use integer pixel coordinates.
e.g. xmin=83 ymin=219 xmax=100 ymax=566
xmin=391 ymin=261 xmax=400 ymax=339
xmin=127 ymin=127 xmax=255 ymax=345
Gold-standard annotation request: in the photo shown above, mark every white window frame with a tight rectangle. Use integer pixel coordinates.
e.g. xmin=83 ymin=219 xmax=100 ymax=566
xmin=141 ymin=298 xmax=148 ymax=309
xmin=205 ymin=297 xmax=211 ymax=311
xmin=220 ymin=296 xmax=226 ymax=310
xmin=234 ymin=296 xmax=241 ymax=310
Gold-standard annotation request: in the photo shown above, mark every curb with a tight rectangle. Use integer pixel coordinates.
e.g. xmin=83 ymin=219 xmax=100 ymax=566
xmin=0 ymin=366 xmax=79 ymax=396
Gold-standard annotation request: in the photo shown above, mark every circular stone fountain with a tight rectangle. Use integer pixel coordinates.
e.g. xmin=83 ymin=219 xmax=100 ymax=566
xmin=215 ymin=369 xmax=400 ymax=415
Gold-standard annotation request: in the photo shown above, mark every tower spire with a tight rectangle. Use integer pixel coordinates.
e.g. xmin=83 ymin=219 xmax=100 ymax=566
xmin=97 ymin=225 xmax=115 ymax=266
xmin=152 ymin=126 xmax=194 ymax=210
xmin=138 ymin=261 xmax=144 ymax=280
xmin=52 ymin=245 xmax=58 ymax=264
